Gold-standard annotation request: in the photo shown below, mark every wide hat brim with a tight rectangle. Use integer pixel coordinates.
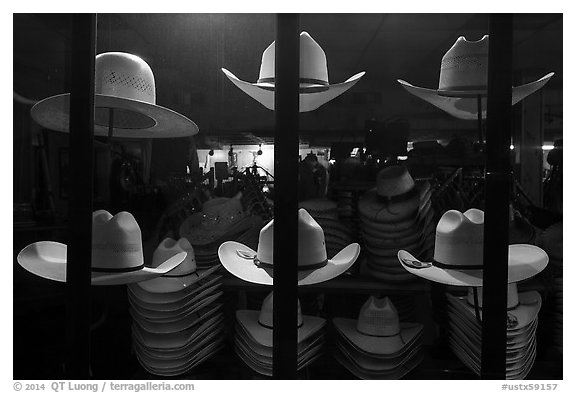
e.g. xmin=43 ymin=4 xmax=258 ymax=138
xmin=398 ymin=244 xmax=549 ymax=287
xmin=135 ymin=264 xmax=221 ymax=293
xmin=31 ymin=93 xmax=199 ymax=138
xmin=17 ymin=241 xmax=185 ymax=285
xmin=446 ymin=290 xmax=542 ymax=332
xmin=222 ymin=68 xmax=365 ymax=112
xmin=218 ymin=241 xmax=360 ymax=286
xmin=333 ymin=318 xmax=423 ymax=356
xmin=236 ymin=310 xmax=326 ymax=348
xmin=397 ymin=73 xmax=554 ymax=120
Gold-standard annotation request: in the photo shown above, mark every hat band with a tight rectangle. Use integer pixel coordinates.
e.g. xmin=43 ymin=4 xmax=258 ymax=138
xmin=254 ymin=257 xmax=328 ymax=271
xmin=258 ymin=77 xmax=329 ymax=86
xmin=256 ymin=77 xmax=330 ymax=93
xmin=399 ymin=257 xmax=482 ymax=270
xmin=355 ymin=328 xmax=406 ymax=343
xmin=164 ymin=269 xmax=200 ymax=278
xmin=92 ymin=263 xmax=144 ymax=273
xmin=257 ymin=320 xmax=304 ymax=330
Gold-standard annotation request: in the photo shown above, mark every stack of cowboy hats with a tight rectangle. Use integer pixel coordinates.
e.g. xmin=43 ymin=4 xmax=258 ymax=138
xmin=552 ymin=277 xmax=562 ymax=354
xmin=397 ymin=35 xmax=553 ymax=121
xmin=128 ymin=237 xmax=225 ymax=376
xmin=398 ymin=208 xmax=549 ymax=379
xmin=299 ymin=198 xmax=355 ymax=259
xmin=222 ymin=31 xmax=365 ymax=113
xmin=179 ymin=195 xmax=263 ymax=268
xmin=332 ymin=296 xmax=424 ymax=379
xmin=218 ymin=208 xmax=360 ymax=286
xmin=17 ymin=210 xmax=186 ymax=285
xmin=358 ymin=165 xmax=435 ymax=282
xmin=233 ymin=292 xmax=326 ymax=377
xmin=445 ymin=284 xmax=541 ymax=379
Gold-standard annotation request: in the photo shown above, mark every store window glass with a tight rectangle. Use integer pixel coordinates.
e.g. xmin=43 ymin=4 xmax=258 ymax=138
xmin=13 ymin=13 xmax=562 ymax=380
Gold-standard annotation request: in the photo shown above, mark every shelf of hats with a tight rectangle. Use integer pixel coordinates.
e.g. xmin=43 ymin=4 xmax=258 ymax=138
xmin=13 ymin=20 xmax=563 ymax=381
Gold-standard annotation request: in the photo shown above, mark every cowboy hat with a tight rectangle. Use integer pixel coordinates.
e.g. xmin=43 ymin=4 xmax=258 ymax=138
xmin=235 ymin=292 xmax=326 ymax=348
xmin=129 ymin=281 xmax=222 ymax=313
xmin=333 ymin=297 xmax=423 ymax=357
xmin=136 ymin=338 xmax=225 ymax=377
xmin=31 ymin=52 xmax=198 ymax=138
xmin=358 ymin=167 xmax=431 ymax=223
xmin=222 ymin=32 xmax=365 ymax=113
xmin=128 ymin=274 xmax=221 ymax=304
xmin=218 ymin=208 xmax=360 ymax=286
xmin=134 ymin=325 xmax=226 ymax=369
xmin=129 ymin=289 xmax=223 ymax=321
xmin=446 ymin=284 xmax=542 ymax=331
xmin=135 ymin=238 xmax=220 ymax=293
xmin=398 ymin=209 xmax=549 ymax=286
xmin=332 ymin=344 xmax=424 ymax=380
xmin=132 ymin=303 xmax=223 ymax=335
xmin=17 ymin=210 xmax=185 ymax=285
xmin=397 ymin=35 xmax=554 ymax=120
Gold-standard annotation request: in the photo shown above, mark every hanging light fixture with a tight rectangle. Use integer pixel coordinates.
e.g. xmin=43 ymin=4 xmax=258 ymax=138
xmin=228 ymin=145 xmax=234 ymax=157
xmin=257 ymin=144 xmax=263 ymax=155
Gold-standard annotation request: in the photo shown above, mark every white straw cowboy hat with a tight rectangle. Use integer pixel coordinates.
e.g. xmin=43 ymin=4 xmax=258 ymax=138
xmin=17 ymin=210 xmax=185 ymax=285
xmin=135 ymin=237 xmax=220 ymax=293
xmin=31 ymin=52 xmax=199 ymax=138
xmin=333 ymin=296 xmax=423 ymax=357
xmin=397 ymin=35 xmax=554 ymax=120
xmin=398 ymin=208 xmax=549 ymax=286
xmin=128 ymin=274 xmax=221 ymax=304
xmin=222 ymin=31 xmax=365 ymax=112
xmin=218 ymin=208 xmax=360 ymax=285
xmin=235 ymin=292 xmax=326 ymax=348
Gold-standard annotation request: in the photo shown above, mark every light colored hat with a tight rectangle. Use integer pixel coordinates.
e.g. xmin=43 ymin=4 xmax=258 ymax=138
xmin=333 ymin=296 xmax=423 ymax=356
xmin=128 ymin=274 xmax=221 ymax=305
xmin=218 ymin=208 xmax=360 ymax=285
xmin=221 ymin=31 xmax=365 ymax=112
xmin=17 ymin=210 xmax=185 ymax=285
xmin=31 ymin=52 xmax=198 ymax=138
xmin=135 ymin=238 xmax=219 ymax=293
xmin=235 ymin=292 xmax=326 ymax=348
xmin=397 ymin=35 xmax=554 ymax=120
xmin=398 ymin=209 xmax=549 ymax=286
xmin=129 ymin=287 xmax=222 ymax=321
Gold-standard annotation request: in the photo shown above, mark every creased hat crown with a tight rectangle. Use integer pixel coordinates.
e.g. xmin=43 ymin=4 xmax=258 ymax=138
xmin=434 ymin=208 xmax=484 ymax=267
xmin=356 ymin=296 xmax=400 ymax=337
xmin=255 ymin=209 xmax=328 ymax=267
xmin=257 ymin=292 xmax=303 ymax=328
xmin=258 ymin=31 xmax=329 ymax=86
xmin=92 ymin=210 xmax=143 ymax=270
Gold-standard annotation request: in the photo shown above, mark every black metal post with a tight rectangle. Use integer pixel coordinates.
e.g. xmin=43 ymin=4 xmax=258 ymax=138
xmin=481 ymin=14 xmax=513 ymax=379
xmin=272 ymin=14 xmax=299 ymax=379
xmin=65 ymin=13 xmax=96 ymax=378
